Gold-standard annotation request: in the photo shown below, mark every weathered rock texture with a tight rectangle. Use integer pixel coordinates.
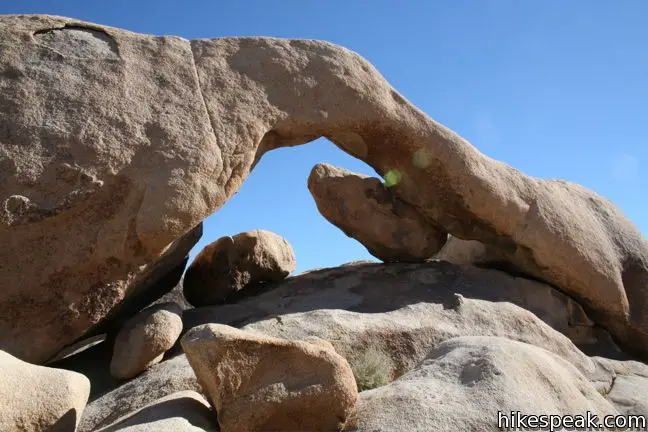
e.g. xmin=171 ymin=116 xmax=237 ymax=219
xmin=0 ymin=350 xmax=90 ymax=431
xmin=593 ymin=356 xmax=648 ymax=417
xmin=308 ymin=163 xmax=447 ymax=262
xmin=0 ymin=15 xmax=646 ymax=363
xmin=79 ymin=354 xmax=201 ymax=432
xmin=110 ymin=302 xmax=183 ymax=380
xmin=97 ymin=391 xmax=217 ymax=432
xmin=181 ymin=324 xmax=358 ymax=432
xmin=347 ymin=336 xmax=619 ymax=431
xmin=0 ymin=15 xmax=209 ymax=363
xmin=77 ymin=262 xmax=648 ymax=432
xmin=184 ymin=261 xmax=623 ymax=361
xmin=183 ymin=229 xmax=296 ymax=306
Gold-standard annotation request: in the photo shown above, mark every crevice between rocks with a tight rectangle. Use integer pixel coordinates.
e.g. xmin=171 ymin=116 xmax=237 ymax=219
xmin=603 ymin=374 xmax=618 ymax=397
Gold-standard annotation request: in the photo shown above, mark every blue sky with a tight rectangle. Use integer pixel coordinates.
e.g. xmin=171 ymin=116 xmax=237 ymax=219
xmin=2 ymin=1 xmax=646 ymax=272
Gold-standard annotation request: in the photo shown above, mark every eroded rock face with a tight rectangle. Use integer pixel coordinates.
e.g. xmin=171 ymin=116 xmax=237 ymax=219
xmin=0 ymin=350 xmax=90 ymax=431
xmin=181 ymin=324 xmax=358 ymax=432
xmin=347 ymin=336 xmax=618 ymax=431
xmin=79 ymin=354 xmax=202 ymax=432
xmin=110 ymin=302 xmax=183 ymax=380
xmin=97 ymin=391 xmax=217 ymax=432
xmin=308 ymin=163 xmax=447 ymax=262
xmin=0 ymin=15 xmax=211 ymax=363
xmin=183 ymin=229 xmax=296 ymax=306
xmin=1 ymin=14 xmax=646 ymax=364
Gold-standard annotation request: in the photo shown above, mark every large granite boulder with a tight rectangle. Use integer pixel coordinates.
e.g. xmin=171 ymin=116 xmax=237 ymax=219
xmin=80 ymin=261 xmax=648 ymax=432
xmin=183 ymin=229 xmax=296 ymax=306
xmin=0 ymin=350 xmax=90 ymax=431
xmin=347 ymin=336 xmax=618 ymax=431
xmin=0 ymin=14 xmax=646 ymax=364
xmin=181 ymin=324 xmax=357 ymax=432
xmin=0 ymin=15 xmax=209 ymax=364
xmin=308 ymin=163 xmax=447 ymax=262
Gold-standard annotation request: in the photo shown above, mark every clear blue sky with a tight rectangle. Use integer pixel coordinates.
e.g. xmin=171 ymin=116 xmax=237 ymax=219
xmin=2 ymin=1 xmax=646 ymax=272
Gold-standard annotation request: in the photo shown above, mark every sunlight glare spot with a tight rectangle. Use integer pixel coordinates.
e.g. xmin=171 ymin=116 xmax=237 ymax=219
xmin=383 ymin=169 xmax=402 ymax=187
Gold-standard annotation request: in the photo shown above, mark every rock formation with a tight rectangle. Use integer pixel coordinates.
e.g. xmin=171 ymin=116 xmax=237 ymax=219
xmin=0 ymin=14 xmax=646 ymax=363
xmin=0 ymin=13 xmax=647 ymax=432
xmin=0 ymin=350 xmax=90 ymax=431
xmin=308 ymin=163 xmax=447 ymax=262
xmin=96 ymin=391 xmax=217 ymax=432
xmin=306 ymin=164 xmax=648 ymax=358
xmin=110 ymin=302 xmax=183 ymax=380
xmin=79 ymin=355 xmax=202 ymax=432
xmin=181 ymin=324 xmax=358 ymax=432
xmin=183 ymin=229 xmax=296 ymax=306
xmin=348 ymin=336 xmax=619 ymax=431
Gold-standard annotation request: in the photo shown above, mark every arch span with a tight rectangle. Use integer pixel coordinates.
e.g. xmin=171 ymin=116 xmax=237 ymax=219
xmin=0 ymin=15 xmax=646 ymax=362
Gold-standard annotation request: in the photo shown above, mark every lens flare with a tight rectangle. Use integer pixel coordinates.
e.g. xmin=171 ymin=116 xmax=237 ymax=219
xmin=412 ymin=148 xmax=432 ymax=169
xmin=383 ymin=169 xmax=402 ymax=187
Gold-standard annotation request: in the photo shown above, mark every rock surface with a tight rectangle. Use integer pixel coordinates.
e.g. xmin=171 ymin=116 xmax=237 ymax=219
xmin=184 ymin=261 xmax=622 ymax=361
xmin=183 ymin=229 xmax=296 ymax=306
xmin=0 ymin=14 xmax=646 ymax=362
xmin=181 ymin=324 xmax=358 ymax=432
xmin=0 ymin=15 xmax=209 ymax=364
xmin=594 ymin=357 xmax=648 ymax=416
xmin=347 ymin=336 xmax=618 ymax=432
xmin=97 ymin=391 xmax=217 ymax=432
xmin=0 ymin=350 xmax=90 ymax=431
xmin=110 ymin=302 xmax=183 ymax=380
xmin=79 ymin=355 xmax=201 ymax=432
xmin=308 ymin=163 xmax=447 ymax=262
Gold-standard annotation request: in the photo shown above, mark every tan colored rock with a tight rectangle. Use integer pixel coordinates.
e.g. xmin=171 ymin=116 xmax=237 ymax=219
xmin=191 ymin=36 xmax=648 ymax=354
xmin=0 ymin=15 xmax=646 ymax=363
xmin=0 ymin=15 xmax=210 ymax=363
xmin=97 ymin=391 xmax=217 ymax=432
xmin=79 ymin=355 xmax=202 ymax=432
xmin=348 ymin=336 xmax=618 ymax=431
xmin=0 ymin=350 xmax=90 ymax=431
xmin=181 ymin=324 xmax=357 ymax=432
xmin=110 ymin=302 xmax=183 ymax=380
xmin=308 ymin=163 xmax=447 ymax=262
xmin=183 ymin=229 xmax=296 ymax=306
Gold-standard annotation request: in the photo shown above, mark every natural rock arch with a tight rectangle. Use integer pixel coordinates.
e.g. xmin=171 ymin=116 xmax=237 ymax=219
xmin=0 ymin=15 xmax=646 ymax=363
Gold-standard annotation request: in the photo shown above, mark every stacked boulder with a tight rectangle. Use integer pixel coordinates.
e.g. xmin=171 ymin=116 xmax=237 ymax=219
xmin=110 ymin=303 xmax=183 ymax=380
xmin=183 ymin=229 xmax=296 ymax=306
xmin=308 ymin=163 xmax=447 ymax=262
